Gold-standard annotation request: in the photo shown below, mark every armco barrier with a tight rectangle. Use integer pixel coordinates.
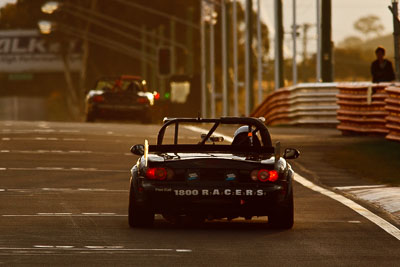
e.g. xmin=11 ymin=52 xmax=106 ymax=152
xmin=251 ymin=83 xmax=338 ymax=126
xmin=251 ymin=88 xmax=290 ymax=125
xmin=385 ymin=86 xmax=400 ymax=142
xmin=336 ymin=83 xmax=389 ymax=135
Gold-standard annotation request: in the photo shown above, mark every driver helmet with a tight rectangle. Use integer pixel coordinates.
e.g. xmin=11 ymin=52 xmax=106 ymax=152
xmin=232 ymin=126 xmax=261 ymax=147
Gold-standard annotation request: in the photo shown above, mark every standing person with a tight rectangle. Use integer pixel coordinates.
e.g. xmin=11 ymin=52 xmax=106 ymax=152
xmin=371 ymin=46 xmax=395 ymax=83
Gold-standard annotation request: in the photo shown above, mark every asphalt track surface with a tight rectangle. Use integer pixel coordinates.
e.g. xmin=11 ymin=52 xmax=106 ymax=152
xmin=1 ymin=121 xmax=399 ymax=266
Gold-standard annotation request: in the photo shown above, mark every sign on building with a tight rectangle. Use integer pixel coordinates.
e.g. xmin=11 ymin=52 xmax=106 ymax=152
xmin=0 ymin=30 xmax=82 ymax=73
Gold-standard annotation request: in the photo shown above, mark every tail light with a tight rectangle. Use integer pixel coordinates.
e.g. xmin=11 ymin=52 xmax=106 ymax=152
xmin=250 ymin=169 xmax=279 ymax=182
xmin=145 ymin=167 xmax=174 ymax=181
xmin=92 ymin=95 xmax=104 ymax=102
xmin=153 ymin=92 xmax=160 ymax=100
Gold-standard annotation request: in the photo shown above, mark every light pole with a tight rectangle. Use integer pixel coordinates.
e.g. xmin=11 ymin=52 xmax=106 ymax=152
xmin=390 ymin=0 xmax=400 ymax=81
xmin=209 ymin=2 xmax=216 ymax=119
xmin=316 ymin=0 xmax=321 ymax=82
xmin=257 ymin=0 xmax=263 ymax=105
xmin=274 ymin=0 xmax=284 ymax=90
xmin=232 ymin=0 xmax=239 ymax=116
xmin=245 ymin=0 xmax=253 ymax=116
xmin=292 ymin=0 xmax=298 ymax=85
xmin=201 ymin=0 xmax=207 ymax=118
xmin=221 ymin=0 xmax=228 ymax=116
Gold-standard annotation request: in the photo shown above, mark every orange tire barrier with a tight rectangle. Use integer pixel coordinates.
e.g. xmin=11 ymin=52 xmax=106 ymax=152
xmin=385 ymin=86 xmax=400 ymax=142
xmin=251 ymin=88 xmax=290 ymax=125
xmin=337 ymin=83 xmax=388 ymax=135
xmin=252 ymin=83 xmax=338 ymax=126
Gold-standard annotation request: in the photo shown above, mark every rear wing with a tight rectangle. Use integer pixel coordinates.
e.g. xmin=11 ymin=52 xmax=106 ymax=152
xmin=149 ymin=144 xmax=274 ymax=155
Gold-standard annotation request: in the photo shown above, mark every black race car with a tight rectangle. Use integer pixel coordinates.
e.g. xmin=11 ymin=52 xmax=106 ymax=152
xmin=129 ymin=117 xmax=300 ymax=229
xmin=85 ymin=75 xmax=160 ymax=122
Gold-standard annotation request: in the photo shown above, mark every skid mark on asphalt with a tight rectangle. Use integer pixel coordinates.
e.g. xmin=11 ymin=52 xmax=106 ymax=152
xmin=185 ymin=125 xmax=400 ymax=241
xmin=335 ymin=185 xmax=388 ymax=190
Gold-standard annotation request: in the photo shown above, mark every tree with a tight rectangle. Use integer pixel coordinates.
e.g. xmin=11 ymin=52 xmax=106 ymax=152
xmin=354 ymin=15 xmax=384 ymax=40
xmin=338 ymin=36 xmax=363 ymax=48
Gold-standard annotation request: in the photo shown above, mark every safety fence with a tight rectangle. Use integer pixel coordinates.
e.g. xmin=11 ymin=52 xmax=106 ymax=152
xmin=336 ymin=83 xmax=389 ymax=135
xmin=385 ymin=86 xmax=400 ymax=142
xmin=251 ymin=83 xmax=338 ymax=126
xmin=252 ymin=82 xmax=400 ymax=142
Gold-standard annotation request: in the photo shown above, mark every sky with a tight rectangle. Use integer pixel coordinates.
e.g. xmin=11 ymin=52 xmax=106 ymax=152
xmin=260 ymin=0 xmax=394 ymax=57
xmin=0 ymin=0 xmax=15 ymax=8
xmin=0 ymin=0 xmax=394 ymax=57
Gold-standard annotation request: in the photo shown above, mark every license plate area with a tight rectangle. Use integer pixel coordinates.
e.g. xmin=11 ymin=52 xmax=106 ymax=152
xmin=169 ymin=188 xmax=267 ymax=197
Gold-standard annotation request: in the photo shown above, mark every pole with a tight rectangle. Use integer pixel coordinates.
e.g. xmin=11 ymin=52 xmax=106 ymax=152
xmin=257 ymin=0 xmax=263 ymax=105
xmin=186 ymin=7 xmax=194 ymax=75
xmin=233 ymin=0 xmax=239 ymax=117
xmin=209 ymin=3 xmax=216 ymax=118
xmin=170 ymin=20 xmax=176 ymax=75
xmin=316 ymin=0 xmax=321 ymax=82
xmin=292 ymin=0 xmax=297 ymax=85
xmin=200 ymin=1 xmax=207 ymax=118
xmin=141 ymin=25 xmax=147 ymax=80
xmin=221 ymin=0 xmax=228 ymax=116
xmin=158 ymin=25 xmax=166 ymax=98
xmin=274 ymin=0 xmax=284 ymax=90
xmin=151 ymin=29 xmax=157 ymax=91
xmin=391 ymin=1 xmax=400 ymax=81
xmin=245 ymin=0 xmax=253 ymax=116
xmin=80 ymin=0 xmax=97 ymax=112
xmin=321 ymin=0 xmax=332 ymax=82
xmin=302 ymin=23 xmax=310 ymax=82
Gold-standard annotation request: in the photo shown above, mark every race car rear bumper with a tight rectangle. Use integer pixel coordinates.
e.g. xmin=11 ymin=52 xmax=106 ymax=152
xmin=135 ymin=181 xmax=290 ymax=217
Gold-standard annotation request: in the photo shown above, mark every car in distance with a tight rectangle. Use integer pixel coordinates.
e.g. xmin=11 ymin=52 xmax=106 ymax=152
xmin=128 ymin=117 xmax=300 ymax=229
xmin=85 ymin=75 xmax=160 ymax=123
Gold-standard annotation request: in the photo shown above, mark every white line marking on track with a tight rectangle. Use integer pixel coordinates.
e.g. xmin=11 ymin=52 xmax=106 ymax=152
xmin=0 ymin=246 xmax=192 ymax=253
xmin=0 ymin=150 xmax=129 ymax=156
xmin=1 ymin=129 xmax=80 ymax=134
xmin=294 ymin=173 xmax=400 ymax=241
xmin=185 ymin=125 xmax=400 ymax=241
xmin=2 ymin=213 xmax=127 ymax=217
xmin=59 ymin=130 xmax=80 ymax=133
xmin=1 ymin=167 xmax=126 ymax=173
xmin=1 ymin=137 xmax=86 ymax=141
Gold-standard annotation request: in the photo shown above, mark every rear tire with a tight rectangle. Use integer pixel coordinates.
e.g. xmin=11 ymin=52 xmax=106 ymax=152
xmin=128 ymin=184 xmax=154 ymax=228
xmin=268 ymin=190 xmax=294 ymax=229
